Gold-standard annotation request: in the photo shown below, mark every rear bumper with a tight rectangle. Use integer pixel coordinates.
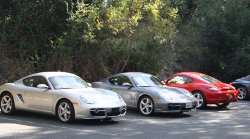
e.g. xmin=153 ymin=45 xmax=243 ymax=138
xmin=207 ymin=90 xmax=238 ymax=104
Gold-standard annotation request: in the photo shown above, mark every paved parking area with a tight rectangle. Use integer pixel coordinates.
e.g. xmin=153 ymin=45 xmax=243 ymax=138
xmin=1 ymin=101 xmax=250 ymax=139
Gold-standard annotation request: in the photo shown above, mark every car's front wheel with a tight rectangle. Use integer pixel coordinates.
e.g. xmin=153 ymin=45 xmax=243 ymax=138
xmin=237 ymin=86 xmax=248 ymax=100
xmin=0 ymin=93 xmax=15 ymax=115
xmin=192 ymin=91 xmax=207 ymax=108
xmin=57 ymin=100 xmax=75 ymax=123
xmin=138 ymin=96 xmax=154 ymax=116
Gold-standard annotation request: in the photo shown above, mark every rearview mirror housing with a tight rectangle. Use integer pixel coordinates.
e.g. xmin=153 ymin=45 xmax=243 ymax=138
xmin=87 ymin=83 xmax=92 ymax=87
xmin=122 ymin=83 xmax=132 ymax=88
xmin=37 ymin=84 xmax=49 ymax=90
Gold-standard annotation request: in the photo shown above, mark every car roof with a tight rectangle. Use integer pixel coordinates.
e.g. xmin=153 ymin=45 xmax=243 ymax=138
xmin=119 ymin=72 xmax=152 ymax=77
xmin=172 ymin=72 xmax=208 ymax=79
xmin=28 ymin=72 xmax=76 ymax=78
xmin=176 ymin=72 xmax=205 ymax=76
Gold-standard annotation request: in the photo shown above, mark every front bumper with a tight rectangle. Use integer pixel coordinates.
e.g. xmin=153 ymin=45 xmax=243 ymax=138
xmin=154 ymin=101 xmax=197 ymax=113
xmin=74 ymin=103 xmax=127 ymax=119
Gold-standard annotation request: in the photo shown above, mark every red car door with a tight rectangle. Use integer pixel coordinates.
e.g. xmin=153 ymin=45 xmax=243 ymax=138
xmin=165 ymin=75 xmax=193 ymax=92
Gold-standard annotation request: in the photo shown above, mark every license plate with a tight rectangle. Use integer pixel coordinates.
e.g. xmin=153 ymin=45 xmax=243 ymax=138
xmin=186 ymin=102 xmax=193 ymax=108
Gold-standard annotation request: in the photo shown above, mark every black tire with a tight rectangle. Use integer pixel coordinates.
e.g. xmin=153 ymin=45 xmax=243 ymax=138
xmin=0 ymin=92 xmax=15 ymax=115
xmin=138 ymin=96 xmax=154 ymax=116
xmin=56 ymin=99 xmax=75 ymax=123
xmin=192 ymin=91 xmax=207 ymax=109
xmin=237 ymin=86 xmax=248 ymax=100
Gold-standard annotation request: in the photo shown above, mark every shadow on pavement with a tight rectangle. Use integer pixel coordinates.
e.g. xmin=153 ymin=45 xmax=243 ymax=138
xmin=0 ymin=110 xmax=120 ymax=126
xmin=125 ymin=108 xmax=192 ymax=118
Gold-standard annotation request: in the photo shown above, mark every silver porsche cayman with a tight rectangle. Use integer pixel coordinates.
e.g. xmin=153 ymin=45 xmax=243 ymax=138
xmin=92 ymin=72 xmax=197 ymax=116
xmin=0 ymin=72 xmax=126 ymax=123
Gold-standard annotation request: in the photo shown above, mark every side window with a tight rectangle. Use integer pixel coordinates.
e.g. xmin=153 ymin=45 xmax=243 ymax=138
xmin=186 ymin=77 xmax=193 ymax=84
xmin=23 ymin=76 xmax=49 ymax=88
xmin=168 ymin=76 xmax=189 ymax=84
xmin=23 ymin=77 xmax=35 ymax=87
xmin=36 ymin=76 xmax=49 ymax=87
xmin=109 ymin=76 xmax=131 ymax=86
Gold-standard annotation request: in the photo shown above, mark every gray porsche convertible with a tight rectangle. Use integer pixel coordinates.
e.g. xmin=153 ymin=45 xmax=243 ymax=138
xmin=92 ymin=72 xmax=197 ymax=116
xmin=0 ymin=72 xmax=126 ymax=123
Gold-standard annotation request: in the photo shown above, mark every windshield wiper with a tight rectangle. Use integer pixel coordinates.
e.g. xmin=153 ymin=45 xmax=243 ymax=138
xmin=138 ymin=85 xmax=151 ymax=87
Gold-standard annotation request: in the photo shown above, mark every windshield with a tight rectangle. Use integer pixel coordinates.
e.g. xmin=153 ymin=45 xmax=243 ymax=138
xmin=49 ymin=76 xmax=89 ymax=89
xmin=132 ymin=75 xmax=163 ymax=87
xmin=195 ymin=74 xmax=219 ymax=83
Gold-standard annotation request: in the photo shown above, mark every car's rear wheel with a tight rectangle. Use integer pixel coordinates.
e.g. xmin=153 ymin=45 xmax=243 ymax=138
xmin=57 ymin=100 xmax=75 ymax=123
xmin=237 ymin=86 xmax=248 ymax=100
xmin=138 ymin=96 xmax=154 ymax=116
xmin=192 ymin=91 xmax=207 ymax=108
xmin=0 ymin=93 xmax=15 ymax=115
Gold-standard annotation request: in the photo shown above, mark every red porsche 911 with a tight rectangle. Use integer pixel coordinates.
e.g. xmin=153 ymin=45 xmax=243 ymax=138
xmin=163 ymin=72 xmax=238 ymax=108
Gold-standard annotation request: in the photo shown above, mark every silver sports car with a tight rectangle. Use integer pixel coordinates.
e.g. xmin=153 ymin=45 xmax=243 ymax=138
xmin=0 ymin=72 xmax=126 ymax=123
xmin=92 ymin=72 xmax=197 ymax=115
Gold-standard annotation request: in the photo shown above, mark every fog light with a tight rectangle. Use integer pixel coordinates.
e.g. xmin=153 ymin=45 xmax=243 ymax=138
xmin=121 ymin=108 xmax=126 ymax=114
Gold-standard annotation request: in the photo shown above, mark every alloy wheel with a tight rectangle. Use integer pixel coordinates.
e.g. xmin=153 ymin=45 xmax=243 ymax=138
xmin=139 ymin=97 xmax=153 ymax=115
xmin=58 ymin=102 xmax=71 ymax=122
xmin=193 ymin=93 xmax=204 ymax=108
xmin=1 ymin=95 xmax=13 ymax=114
xmin=238 ymin=87 xmax=247 ymax=100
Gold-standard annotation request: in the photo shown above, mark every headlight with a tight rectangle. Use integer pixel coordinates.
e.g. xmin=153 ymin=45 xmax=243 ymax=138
xmin=160 ymin=93 xmax=173 ymax=101
xmin=80 ymin=95 xmax=95 ymax=104
xmin=176 ymin=88 xmax=195 ymax=98
xmin=209 ymin=87 xmax=220 ymax=92
xmin=164 ymin=95 xmax=173 ymax=101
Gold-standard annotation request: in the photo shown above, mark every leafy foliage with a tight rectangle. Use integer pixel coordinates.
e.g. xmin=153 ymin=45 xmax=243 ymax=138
xmin=0 ymin=0 xmax=249 ymax=84
xmin=55 ymin=0 xmax=178 ymax=81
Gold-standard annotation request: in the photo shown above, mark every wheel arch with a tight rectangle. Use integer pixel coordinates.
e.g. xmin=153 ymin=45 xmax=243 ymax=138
xmin=191 ymin=90 xmax=207 ymax=100
xmin=191 ymin=90 xmax=203 ymax=93
xmin=136 ymin=94 xmax=154 ymax=108
xmin=236 ymin=85 xmax=248 ymax=90
xmin=0 ymin=91 xmax=12 ymax=98
xmin=55 ymin=98 xmax=74 ymax=116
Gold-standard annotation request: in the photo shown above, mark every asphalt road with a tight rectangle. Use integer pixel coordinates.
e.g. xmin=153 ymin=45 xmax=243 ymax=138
xmin=1 ymin=101 xmax=250 ymax=139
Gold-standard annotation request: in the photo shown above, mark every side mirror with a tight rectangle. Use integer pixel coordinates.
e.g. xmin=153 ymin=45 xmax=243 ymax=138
xmin=37 ymin=84 xmax=49 ymax=90
xmin=122 ymin=83 xmax=132 ymax=88
xmin=87 ymin=83 xmax=92 ymax=87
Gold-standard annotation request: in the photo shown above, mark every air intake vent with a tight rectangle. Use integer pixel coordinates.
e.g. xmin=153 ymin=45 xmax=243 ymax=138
xmin=17 ymin=94 xmax=24 ymax=104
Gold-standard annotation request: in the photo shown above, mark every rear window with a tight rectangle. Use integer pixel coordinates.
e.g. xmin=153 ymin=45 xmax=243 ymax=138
xmin=195 ymin=74 xmax=219 ymax=83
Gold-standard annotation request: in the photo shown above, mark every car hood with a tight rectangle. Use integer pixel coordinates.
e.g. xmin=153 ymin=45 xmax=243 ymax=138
xmin=234 ymin=79 xmax=250 ymax=83
xmin=61 ymin=88 xmax=125 ymax=105
xmin=145 ymin=86 xmax=195 ymax=102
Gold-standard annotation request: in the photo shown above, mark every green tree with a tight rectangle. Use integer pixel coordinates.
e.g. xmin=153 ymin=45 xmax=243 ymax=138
xmin=57 ymin=0 xmax=178 ymax=81
xmin=176 ymin=0 xmax=250 ymax=81
xmin=0 ymin=0 xmax=69 ymax=82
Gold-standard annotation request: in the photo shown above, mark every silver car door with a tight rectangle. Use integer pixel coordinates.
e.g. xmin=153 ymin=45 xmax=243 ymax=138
xmin=106 ymin=76 xmax=137 ymax=106
xmin=22 ymin=76 xmax=53 ymax=113
xmin=113 ymin=86 xmax=137 ymax=107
